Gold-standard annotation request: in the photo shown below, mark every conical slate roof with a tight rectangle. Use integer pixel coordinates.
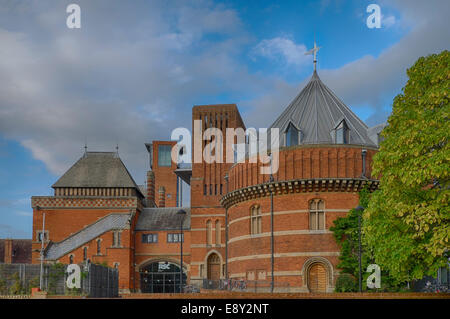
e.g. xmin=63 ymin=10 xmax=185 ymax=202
xmin=52 ymin=152 xmax=142 ymax=194
xmin=269 ymin=70 xmax=377 ymax=147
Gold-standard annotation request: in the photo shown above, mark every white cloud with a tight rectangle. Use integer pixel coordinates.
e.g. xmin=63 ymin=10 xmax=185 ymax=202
xmin=383 ymin=15 xmax=396 ymax=28
xmin=251 ymin=37 xmax=310 ymax=66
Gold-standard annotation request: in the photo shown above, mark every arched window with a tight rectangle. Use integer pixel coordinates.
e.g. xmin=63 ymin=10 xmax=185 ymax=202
xmin=215 ymin=220 xmax=221 ymax=245
xmin=83 ymin=247 xmax=87 ymax=261
xmin=69 ymin=255 xmax=74 ymax=264
xmin=286 ymin=123 xmax=300 ymax=147
xmin=335 ymin=120 xmax=349 ymax=144
xmin=97 ymin=239 xmax=101 ymax=255
xmin=250 ymin=205 xmax=262 ymax=234
xmin=206 ymin=220 xmax=212 ymax=245
xmin=309 ymin=199 xmax=325 ymax=230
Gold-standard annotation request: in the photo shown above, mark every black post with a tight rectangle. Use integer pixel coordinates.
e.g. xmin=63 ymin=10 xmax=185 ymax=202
xmin=177 ymin=209 xmax=187 ymax=293
xmin=270 ymin=187 xmax=274 ymax=293
xmin=356 ymin=205 xmax=364 ymax=293
xmin=180 ymin=217 xmax=183 ymax=293
xmin=224 ymin=174 xmax=229 ymax=286
xmin=269 ymin=153 xmax=274 ymax=293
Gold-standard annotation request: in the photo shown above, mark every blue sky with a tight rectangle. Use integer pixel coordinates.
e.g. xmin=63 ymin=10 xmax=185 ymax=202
xmin=0 ymin=0 xmax=449 ymax=238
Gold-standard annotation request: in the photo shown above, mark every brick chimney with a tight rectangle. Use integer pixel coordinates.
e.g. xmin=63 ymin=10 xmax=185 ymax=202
xmin=4 ymin=239 xmax=13 ymax=264
xmin=147 ymin=171 xmax=155 ymax=204
xmin=158 ymin=186 xmax=165 ymax=208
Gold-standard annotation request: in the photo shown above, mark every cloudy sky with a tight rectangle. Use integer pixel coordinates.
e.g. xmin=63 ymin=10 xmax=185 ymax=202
xmin=0 ymin=0 xmax=449 ymax=238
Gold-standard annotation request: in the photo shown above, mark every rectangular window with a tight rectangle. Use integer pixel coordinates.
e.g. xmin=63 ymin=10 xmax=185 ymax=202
xmin=37 ymin=231 xmax=48 ymax=242
xmin=318 ymin=212 xmax=325 ymax=230
xmin=220 ymin=184 xmax=223 ymax=195
xmin=142 ymin=234 xmax=158 ymax=243
xmin=167 ymin=233 xmax=184 ymax=243
xmin=310 ymin=212 xmax=317 ymax=230
xmin=204 ymin=184 xmax=207 ymax=196
xmin=158 ymin=144 xmax=172 ymax=167
xmin=113 ymin=231 xmax=122 ymax=247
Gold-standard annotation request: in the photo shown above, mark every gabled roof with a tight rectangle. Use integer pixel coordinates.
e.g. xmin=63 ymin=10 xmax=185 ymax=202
xmin=52 ymin=152 xmax=143 ymax=195
xmin=135 ymin=207 xmax=190 ymax=231
xmin=269 ymin=71 xmax=377 ymax=147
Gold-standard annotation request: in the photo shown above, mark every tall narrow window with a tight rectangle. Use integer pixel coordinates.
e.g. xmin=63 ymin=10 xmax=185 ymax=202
xmin=83 ymin=247 xmax=87 ymax=261
xmin=309 ymin=199 xmax=325 ymax=230
xmin=206 ymin=220 xmax=212 ymax=245
xmin=250 ymin=205 xmax=262 ymax=234
xmin=204 ymin=184 xmax=207 ymax=195
xmin=112 ymin=231 xmax=121 ymax=247
xmin=158 ymin=144 xmax=172 ymax=167
xmin=97 ymin=239 xmax=101 ymax=255
xmin=215 ymin=220 xmax=221 ymax=245
xmin=286 ymin=123 xmax=299 ymax=147
xmin=335 ymin=121 xmax=349 ymax=144
xmin=69 ymin=255 xmax=74 ymax=264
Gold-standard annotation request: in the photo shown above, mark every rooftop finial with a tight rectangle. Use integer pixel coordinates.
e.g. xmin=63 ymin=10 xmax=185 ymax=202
xmin=305 ymin=37 xmax=321 ymax=72
xmin=115 ymin=143 xmax=119 ymax=158
xmin=84 ymin=139 xmax=88 ymax=157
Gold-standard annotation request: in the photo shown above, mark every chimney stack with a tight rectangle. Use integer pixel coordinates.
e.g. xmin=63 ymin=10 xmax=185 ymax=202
xmin=158 ymin=186 xmax=166 ymax=208
xmin=4 ymin=239 xmax=13 ymax=264
xmin=147 ymin=171 xmax=155 ymax=204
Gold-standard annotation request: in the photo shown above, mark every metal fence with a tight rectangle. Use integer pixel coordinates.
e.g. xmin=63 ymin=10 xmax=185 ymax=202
xmin=202 ymin=279 xmax=290 ymax=292
xmin=0 ymin=263 xmax=118 ymax=298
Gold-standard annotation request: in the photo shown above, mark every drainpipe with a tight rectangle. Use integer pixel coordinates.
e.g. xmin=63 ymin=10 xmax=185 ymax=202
xmin=361 ymin=149 xmax=367 ymax=178
xmin=269 ymin=153 xmax=274 ymax=293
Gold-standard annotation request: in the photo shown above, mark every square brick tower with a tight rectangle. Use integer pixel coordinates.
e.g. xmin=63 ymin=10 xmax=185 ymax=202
xmin=189 ymin=104 xmax=245 ymax=287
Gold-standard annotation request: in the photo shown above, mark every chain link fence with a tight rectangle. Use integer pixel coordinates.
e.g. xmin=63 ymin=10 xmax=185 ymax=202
xmin=0 ymin=263 xmax=118 ymax=297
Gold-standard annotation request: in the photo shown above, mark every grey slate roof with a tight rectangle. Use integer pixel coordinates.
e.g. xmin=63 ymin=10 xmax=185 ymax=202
xmin=135 ymin=207 xmax=190 ymax=231
xmin=52 ymin=152 xmax=143 ymax=195
xmin=269 ymin=71 xmax=377 ymax=147
xmin=368 ymin=122 xmax=387 ymax=146
xmin=45 ymin=213 xmax=131 ymax=260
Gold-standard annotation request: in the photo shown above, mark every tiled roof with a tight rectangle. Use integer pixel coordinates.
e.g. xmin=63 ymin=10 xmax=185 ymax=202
xmin=45 ymin=213 xmax=131 ymax=261
xmin=269 ymin=71 xmax=378 ymax=147
xmin=52 ymin=152 xmax=143 ymax=196
xmin=135 ymin=207 xmax=190 ymax=231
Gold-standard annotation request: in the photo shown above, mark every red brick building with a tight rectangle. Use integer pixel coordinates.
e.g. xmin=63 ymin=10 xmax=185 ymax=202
xmin=31 ymin=69 xmax=384 ymax=293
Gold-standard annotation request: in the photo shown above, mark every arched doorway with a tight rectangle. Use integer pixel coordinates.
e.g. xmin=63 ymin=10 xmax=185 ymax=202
xmin=307 ymin=263 xmax=327 ymax=293
xmin=140 ymin=261 xmax=187 ymax=293
xmin=207 ymin=253 xmax=221 ymax=281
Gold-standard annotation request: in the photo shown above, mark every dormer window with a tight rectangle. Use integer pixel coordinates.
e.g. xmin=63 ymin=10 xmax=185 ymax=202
xmin=335 ymin=120 xmax=349 ymax=144
xmin=286 ymin=123 xmax=301 ymax=147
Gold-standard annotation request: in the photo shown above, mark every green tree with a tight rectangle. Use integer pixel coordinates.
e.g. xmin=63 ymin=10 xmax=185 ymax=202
xmin=364 ymin=50 xmax=450 ymax=285
xmin=331 ymin=188 xmax=371 ymax=278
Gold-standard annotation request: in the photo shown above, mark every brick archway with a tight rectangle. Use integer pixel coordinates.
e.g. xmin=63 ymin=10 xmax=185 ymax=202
xmin=207 ymin=253 xmax=221 ymax=281
xmin=302 ymin=257 xmax=334 ymax=293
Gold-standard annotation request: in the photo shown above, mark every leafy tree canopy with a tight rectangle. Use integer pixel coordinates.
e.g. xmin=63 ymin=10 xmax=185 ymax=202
xmin=364 ymin=50 xmax=449 ymax=284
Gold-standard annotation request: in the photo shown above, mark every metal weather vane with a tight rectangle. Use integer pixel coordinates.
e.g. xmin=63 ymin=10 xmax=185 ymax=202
xmin=305 ymin=40 xmax=321 ymax=71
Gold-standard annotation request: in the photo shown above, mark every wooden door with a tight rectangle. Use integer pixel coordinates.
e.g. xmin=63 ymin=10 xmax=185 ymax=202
xmin=207 ymin=253 xmax=221 ymax=281
xmin=308 ymin=263 xmax=327 ymax=293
